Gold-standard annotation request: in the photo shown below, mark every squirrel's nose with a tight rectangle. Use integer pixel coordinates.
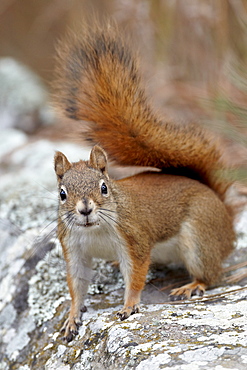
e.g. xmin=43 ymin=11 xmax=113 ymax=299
xmin=78 ymin=207 xmax=92 ymax=216
xmin=76 ymin=199 xmax=93 ymax=216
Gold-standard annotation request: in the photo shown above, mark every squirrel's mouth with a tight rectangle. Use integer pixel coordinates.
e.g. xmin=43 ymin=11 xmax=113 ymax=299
xmin=84 ymin=222 xmax=97 ymax=227
xmin=75 ymin=221 xmax=99 ymax=228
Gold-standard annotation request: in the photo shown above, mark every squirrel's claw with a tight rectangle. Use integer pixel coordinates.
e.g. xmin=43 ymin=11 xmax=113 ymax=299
xmin=117 ymin=304 xmax=140 ymax=321
xmin=169 ymin=280 xmax=206 ymax=301
xmin=61 ymin=316 xmax=82 ymax=342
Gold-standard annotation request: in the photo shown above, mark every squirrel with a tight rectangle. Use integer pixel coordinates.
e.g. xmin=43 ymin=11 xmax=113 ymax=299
xmin=54 ymin=21 xmax=235 ymax=342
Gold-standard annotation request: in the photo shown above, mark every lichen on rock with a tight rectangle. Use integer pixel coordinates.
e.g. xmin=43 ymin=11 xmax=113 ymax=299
xmin=0 ymin=130 xmax=247 ymax=369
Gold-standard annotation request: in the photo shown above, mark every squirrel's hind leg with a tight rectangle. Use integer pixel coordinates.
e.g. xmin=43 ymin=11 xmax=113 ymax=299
xmin=168 ymin=219 xmax=221 ymax=301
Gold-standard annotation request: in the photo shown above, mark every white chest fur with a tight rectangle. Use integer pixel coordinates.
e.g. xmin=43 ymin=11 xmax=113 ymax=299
xmin=65 ymin=223 xmax=122 ymax=260
xmin=64 ymin=223 xmax=132 ymax=284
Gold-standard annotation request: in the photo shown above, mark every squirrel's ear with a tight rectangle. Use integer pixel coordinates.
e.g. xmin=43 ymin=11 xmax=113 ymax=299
xmin=89 ymin=145 xmax=108 ymax=174
xmin=54 ymin=151 xmax=72 ymax=179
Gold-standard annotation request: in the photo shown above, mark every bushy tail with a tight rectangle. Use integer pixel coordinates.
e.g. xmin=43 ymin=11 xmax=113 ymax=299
xmin=54 ymin=20 xmax=230 ymax=201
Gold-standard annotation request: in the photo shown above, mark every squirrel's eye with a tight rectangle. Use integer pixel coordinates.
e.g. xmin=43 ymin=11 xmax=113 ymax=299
xmin=60 ymin=188 xmax=67 ymax=201
xmin=101 ymin=182 xmax=108 ymax=195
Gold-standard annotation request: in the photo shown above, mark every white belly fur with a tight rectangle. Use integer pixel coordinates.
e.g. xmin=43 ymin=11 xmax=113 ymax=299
xmin=151 ymin=234 xmax=182 ymax=265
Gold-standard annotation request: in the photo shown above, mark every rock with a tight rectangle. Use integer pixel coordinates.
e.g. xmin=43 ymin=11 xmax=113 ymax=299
xmin=0 ymin=58 xmax=54 ymax=133
xmin=0 ymin=130 xmax=247 ymax=369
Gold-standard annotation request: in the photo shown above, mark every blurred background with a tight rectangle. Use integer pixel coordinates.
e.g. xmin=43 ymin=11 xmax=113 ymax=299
xmin=0 ymin=0 xmax=247 ymax=169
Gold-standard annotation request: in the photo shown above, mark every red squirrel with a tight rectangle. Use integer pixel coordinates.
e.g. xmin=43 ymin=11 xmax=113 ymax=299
xmin=54 ymin=21 xmax=235 ymax=342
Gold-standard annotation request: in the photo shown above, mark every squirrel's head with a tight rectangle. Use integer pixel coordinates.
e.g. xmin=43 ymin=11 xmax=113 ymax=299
xmin=54 ymin=145 xmax=117 ymax=229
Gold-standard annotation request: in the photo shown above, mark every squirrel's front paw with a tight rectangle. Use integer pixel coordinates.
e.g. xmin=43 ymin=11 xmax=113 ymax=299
xmin=61 ymin=316 xmax=82 ymax=342
xmin=117 ymin=304 xmax=140 ymax=321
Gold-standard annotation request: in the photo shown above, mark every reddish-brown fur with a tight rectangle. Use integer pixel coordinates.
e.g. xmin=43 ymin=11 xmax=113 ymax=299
xmin=54 ymin=21 xmax=230 ymax=202
xmin=54 ymin=147 xmax=235 ymax=341
xmin=53 ymin=21 xmax=236 ymax=342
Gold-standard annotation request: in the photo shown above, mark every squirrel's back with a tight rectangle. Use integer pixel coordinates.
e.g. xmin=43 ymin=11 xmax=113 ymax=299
xmin=54 ymin=20 xmax=230 ymax=201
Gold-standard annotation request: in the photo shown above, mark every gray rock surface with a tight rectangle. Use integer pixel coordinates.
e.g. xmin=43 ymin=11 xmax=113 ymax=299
xmin=0 ymin=128 xmax=247 ymax=369
xmin=0 ymin=58 xmax=54 ymax=133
